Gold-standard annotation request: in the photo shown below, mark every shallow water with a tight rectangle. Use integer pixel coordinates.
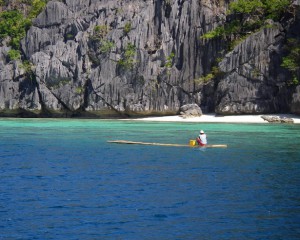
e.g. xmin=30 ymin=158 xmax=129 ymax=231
xmin=0 ymin=118 xmax=300 ymax=239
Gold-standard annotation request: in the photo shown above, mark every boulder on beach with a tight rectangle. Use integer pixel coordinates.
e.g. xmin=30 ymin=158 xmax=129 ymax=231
xmin=179 ymin=104 xmax=202 ymax=118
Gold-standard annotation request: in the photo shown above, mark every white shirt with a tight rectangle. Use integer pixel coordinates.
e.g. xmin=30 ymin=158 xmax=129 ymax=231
xmin=199 ymin=134 xmax=207 ymax=144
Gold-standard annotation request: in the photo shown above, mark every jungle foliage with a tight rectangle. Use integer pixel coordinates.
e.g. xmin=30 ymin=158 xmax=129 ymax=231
xmin=0 ymin=0 xmax=47 ymax=53
xmin=202 ymin=0 xmax=292 ymax=40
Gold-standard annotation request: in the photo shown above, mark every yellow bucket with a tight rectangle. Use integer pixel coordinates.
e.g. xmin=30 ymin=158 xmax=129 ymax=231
xmin=189 ymin=140 xmax=196 ymax=146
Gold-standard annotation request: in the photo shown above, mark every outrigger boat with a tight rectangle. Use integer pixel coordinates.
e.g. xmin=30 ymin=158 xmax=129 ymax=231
xmin=107 ymin=140 xmax=227 ymax=148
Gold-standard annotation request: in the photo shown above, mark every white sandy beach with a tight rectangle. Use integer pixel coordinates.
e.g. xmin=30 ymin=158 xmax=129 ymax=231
xmin=130 ymin=114 xmax=300 ymax=124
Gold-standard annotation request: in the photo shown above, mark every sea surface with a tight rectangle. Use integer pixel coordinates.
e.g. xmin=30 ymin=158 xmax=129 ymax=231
xmin=0 ymin=118 xmax=299 ymax=239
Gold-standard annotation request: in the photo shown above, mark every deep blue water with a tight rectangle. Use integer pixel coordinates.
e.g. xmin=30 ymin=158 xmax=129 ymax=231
xmin=0 ymin=118 xmax=300 ymax=239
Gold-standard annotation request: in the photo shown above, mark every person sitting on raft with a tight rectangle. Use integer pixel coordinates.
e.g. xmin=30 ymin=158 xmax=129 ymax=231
xmin=196 ymin=130 xmax=207 ymax=146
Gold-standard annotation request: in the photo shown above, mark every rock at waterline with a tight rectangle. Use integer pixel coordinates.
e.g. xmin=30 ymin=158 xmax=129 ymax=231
xmin=261 ymin=115 xmax=294 ymax=123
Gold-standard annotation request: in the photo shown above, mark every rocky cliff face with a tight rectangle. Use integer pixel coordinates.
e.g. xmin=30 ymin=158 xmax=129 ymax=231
xmin=215 ymin=5 xmax=300 ymax=115
xmin=0 ymin=0 xmax=299 ymax=117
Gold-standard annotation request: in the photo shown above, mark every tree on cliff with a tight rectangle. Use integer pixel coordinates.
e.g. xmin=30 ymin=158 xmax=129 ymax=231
xmin=202 ymin=0 xmax=299 ymax=85
xmin=203 ymin=0 xmax=293 ymax=41
xmin=0 ymin=0 xmax=47 ymax=59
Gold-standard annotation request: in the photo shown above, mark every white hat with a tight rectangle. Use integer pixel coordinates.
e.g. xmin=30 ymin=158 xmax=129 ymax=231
xmin=200 ymin=130 xmax=204 ymax=134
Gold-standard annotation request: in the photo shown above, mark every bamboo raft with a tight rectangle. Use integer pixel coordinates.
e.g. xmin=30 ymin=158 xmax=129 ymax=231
xmin=107 ymin=140 xmax=227 ymax=148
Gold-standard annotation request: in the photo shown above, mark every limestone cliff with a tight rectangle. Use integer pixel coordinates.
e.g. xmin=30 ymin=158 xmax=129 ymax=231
xmin=0 ymin=0 xmax=299 ymax=117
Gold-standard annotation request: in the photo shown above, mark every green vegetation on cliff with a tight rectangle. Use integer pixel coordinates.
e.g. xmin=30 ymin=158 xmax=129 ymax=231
xmin=0 ymin=10 xmax=31 ymax=49
xmin=281 ymin=38 xmax=300 ymax=85
xmin=123 ymin=22 xmax=132 ymax=35
xmin=165 ymin=52 xmax=175 ymax=68
xmin=202 ymin=0 xmax=292 ymax=40
xmin=201 ymin=0 xmax=299 ymax=86
xmin=228 ymin=0 xmax=290 ymax=20
xmin=118 ymin=43 xmax=136 ymax=69
xmin=0 ymin=0 xmax=47 ymax=53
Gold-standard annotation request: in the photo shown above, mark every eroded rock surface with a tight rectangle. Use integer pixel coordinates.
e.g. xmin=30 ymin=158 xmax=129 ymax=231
xmin=0 ymin=0 xmax=299 ymax=117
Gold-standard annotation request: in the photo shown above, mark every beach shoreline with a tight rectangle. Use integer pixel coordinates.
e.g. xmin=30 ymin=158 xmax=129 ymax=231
xmin=127 ymin=114 xmax=300 ymax=124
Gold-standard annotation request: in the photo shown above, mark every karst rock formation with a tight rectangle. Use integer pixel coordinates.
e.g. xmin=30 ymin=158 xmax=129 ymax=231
xmin=0 ymin=0 xmax=299 ymax=117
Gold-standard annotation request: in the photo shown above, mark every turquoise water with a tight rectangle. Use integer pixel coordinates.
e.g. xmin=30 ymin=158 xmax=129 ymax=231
xmin=0 ymin=118 xmax=300 ymax=239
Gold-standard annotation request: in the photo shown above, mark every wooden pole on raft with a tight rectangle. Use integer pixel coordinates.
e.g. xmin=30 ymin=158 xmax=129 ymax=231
xmin=107 ymin=140 xmax=227 ymax=148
